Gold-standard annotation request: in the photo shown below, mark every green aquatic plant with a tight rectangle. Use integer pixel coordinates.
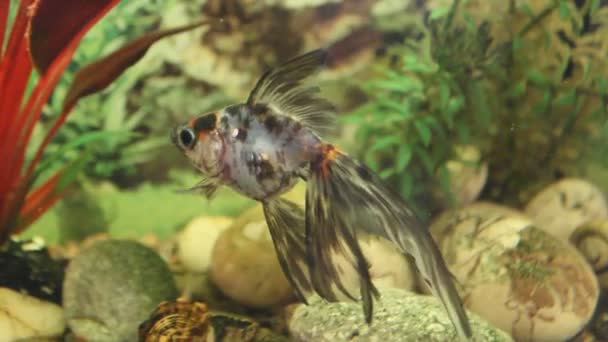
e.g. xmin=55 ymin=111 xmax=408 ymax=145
xmin=39 ymin=0 xmax=171 ymax=185
xmin=0 ymin=0 xmax=122 ymax=244
xmin=347 ymin=0 xmax=608 ymax=213
xmin=0 ymin=0 xmax=206 ymax=245
xmin=345 ymin=0 xmax=489 ymax=215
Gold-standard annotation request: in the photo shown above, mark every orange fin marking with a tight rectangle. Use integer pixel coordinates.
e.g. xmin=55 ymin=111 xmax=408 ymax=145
xmin=318 ymin=144 xmax=339 ymax=177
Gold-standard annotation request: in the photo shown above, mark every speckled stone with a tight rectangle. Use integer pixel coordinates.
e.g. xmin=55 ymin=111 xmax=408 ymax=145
xmin=63 ymin=239 xmax=178 ymax=342
xmin=431 ymin=205 xmax=599 ymax=341
xmin=288 ymin=288 xmax=513 ymax=342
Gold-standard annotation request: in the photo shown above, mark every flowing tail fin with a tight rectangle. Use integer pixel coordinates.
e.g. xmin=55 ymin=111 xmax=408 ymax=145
xmin=262 ymin=198 xmax=313 ymax=303
xmin=306 ymin=144 xmax=472 ymax=339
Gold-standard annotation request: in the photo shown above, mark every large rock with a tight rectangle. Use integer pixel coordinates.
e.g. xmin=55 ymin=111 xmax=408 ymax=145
xmin=210 ymin=205 xmax=295 ymax=308
xmin=288 ymin=288 xmax=512 ymax=341
xmin=0 ymin=287 xmax=65 ymax=341
xmin=176 ymin=215 xmax=234 ymax=273
xmin=431 ymin=204 xmax=599 ymax=341
xmin=63 ymin=239 xmax=178 ymax=342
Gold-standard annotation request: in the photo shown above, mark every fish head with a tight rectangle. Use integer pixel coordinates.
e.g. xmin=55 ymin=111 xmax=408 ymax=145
xmin=172 ymin=112 xmax=224 ymax=175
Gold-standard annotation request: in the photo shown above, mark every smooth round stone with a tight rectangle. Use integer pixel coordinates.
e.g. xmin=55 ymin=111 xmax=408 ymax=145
xmin=430 ymin=208 xmax=599 ymax=342
xmin=209 ymin=182 xmax=309 ymax=308
xmin=176 ymin=215 xmax=234 ymax=273
xmin=0 ymin=287 xmax=65 ymax=340
xmin=288 ymin=288 xmax=513 ymax=342
xmin=323 ymin=234 xmax=417 ymax=301
xmin=525 ymin=178 xmax=608 ymax=241
xmin=210 ymin=205 xmax=296 ymax=308
xmin=63 ymin=239 xmax=178 ymax=342
xmin=441 ymin=145 xmax=488 ymax=207
xmin=571 ymin=219 xmax=608 ymax=290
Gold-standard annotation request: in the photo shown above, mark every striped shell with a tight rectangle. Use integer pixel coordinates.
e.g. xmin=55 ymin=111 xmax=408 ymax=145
xmin=570 ymin=219 xmax=608 ymax=289
xmin=139 ymin=299 xmax=211 ymax=342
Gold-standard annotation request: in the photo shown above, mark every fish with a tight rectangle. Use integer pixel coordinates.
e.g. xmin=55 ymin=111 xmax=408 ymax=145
xmin=171 ymin=49 xmax=473 ymax=340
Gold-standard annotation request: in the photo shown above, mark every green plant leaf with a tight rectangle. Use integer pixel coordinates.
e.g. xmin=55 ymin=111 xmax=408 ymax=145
xmin=447 ymin=96 xmax=465 ymax=114
xmin=396 ymin=144 xmax=412 ymax=171
xmin=512 ymin=36 xmax=524 ymax=51
xmin=591 ymin=0 xmax=601 ymax=13
xmin=414 ymin=120 xmax=432 ymax=146
xmin=342 ymin=103 xmax=375 ymax=123
xmin=414 ymin=146 xmax=434 ymax=173
xmin=463 ymin=12 xmax=476 ymax=32
xmin=508 ymin=79 xmax=527 ymax=98
xmin=558 ymin=0 xmax=570 ymax=18
xmin=379 ymin=167 xmax=395 ymax=179
xmin=371 ymin=136 xmax=401 ymax=151
xmin=520 ymin=3 xmax=535 ymax=17
xmin=439 ymin=82 xmax=451 ymax=111
xmin=532 ymin=88 xmax=553 ymax=116
xmin=364 ymin=151 xmax=380 ymax=172
xmin=553 ymin=89 xmax=577 ymax=107
xmin=33 ymin=130 xmax=132 ymax=181
xmin=56 ymin=150 xmax=95 ymax=190
xmin=429 ymin=6 xmax=450 ymax=20
xmin=469 ymin=81 xmax=493 ymax=126
xmin=403 ymin=55 xmax=436 ymax=73
xmin=400 ymin=174 xmax=413 ymax=198
xmin=527 ymin=69 xmax=551 ymax=86
xmin=378 ymin=96 xmax=411 ymax=116
xmin=597 ymin=77 xmax=608 ymax=93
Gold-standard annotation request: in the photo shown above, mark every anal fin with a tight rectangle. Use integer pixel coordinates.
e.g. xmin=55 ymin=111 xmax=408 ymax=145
xmin=262 ymin=198 xmax=313 ymax=303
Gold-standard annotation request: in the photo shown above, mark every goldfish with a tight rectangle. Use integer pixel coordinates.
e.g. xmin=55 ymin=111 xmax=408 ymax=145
xmin=171 ymin=49 xmax=472 ymax=340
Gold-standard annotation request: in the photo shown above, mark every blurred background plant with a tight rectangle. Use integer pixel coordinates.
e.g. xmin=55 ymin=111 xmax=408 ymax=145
xmin=2 ymin=0 xmax=207 ymax=246
xmin=345 ymin=0 xmax=608 ymax=217
xmin=32 ymin=0 xmax=172 ymax=188
xmin=0 ymin=0 xmax=124 ymax=246
xmin=22 ymin=0 xmax=608 ymax=244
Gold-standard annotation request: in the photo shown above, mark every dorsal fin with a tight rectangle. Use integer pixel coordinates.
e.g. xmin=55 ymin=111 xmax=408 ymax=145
xmin=247 ymin=49 xmax=336 ymax=136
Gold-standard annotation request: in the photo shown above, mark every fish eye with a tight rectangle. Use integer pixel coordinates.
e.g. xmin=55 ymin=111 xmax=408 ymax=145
xmin=179 ymin=127 xmax=196 ymax=149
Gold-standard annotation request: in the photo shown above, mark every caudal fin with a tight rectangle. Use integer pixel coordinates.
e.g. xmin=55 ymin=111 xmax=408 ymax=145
xmin=306 ymin=144 xmax=472 ymax=339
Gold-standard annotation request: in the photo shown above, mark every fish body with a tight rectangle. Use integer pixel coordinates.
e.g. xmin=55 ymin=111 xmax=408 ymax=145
xmin=172 ymin=50 xmax=473 ymax=340
xmin=173 ymin=103 xmax=320 ymax=200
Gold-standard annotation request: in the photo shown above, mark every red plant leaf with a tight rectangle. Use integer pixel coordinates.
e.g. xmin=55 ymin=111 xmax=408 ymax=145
xmin=0 ymin=0 xmax=9 ymax=55
xmin=15 ymin=172 xmax=62 ymax=233
xmin=13 ymin=0 xmax=119 ymax=190
xmin=18 ymin=172 xmax=60 ymax=220
xmin=62 ymin=21 xmax=207 ymax=110
xmin=0 ymin=0 xmax=35 ymax=222
xmin=0 ymin=178 xmax=29 ymax=243
xmin=29 ymin=0 xmax=120 ymax=73
xmin=0 ymin=0 xmax=119 ymax=241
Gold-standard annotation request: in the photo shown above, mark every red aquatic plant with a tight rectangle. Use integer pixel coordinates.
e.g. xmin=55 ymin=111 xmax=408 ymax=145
xmin=0 ymin=0 xmax=205 ymax=244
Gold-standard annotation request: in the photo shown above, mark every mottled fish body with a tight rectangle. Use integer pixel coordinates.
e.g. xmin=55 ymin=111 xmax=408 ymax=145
xmin=172 ymin=49 xmax=473 ymax=340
